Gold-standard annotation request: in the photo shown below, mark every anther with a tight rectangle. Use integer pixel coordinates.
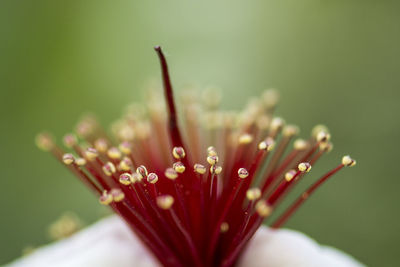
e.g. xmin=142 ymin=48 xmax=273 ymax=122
xmin=220 ymin=222 xmax=229 ymax=233
xmin=312 ymin=124 xmax=329 ymax=138
xmin=110 ymin=188 xmax=125 ymax=202
xmin=107 ymin=147 xmax=122 ymax=160
xmin=246 ymin=188 xmax=261 ymax=201
xmin=283 ymin=125 xmax=299 ymax=137
xmin=119 ymin=157 xmax=133 ymax=171
xmin=173 ymin=162 xmax=186 ymax=173
xmin=119 ymin=173 xmax=132 ymax=185
xmin=85 ymin=148 xmax=98 ymax=161
xmin=238 ymin=168 xmax=249 ymax=179
xmin=255 ymin=200 xmax=272 ymax=217
xmin=172 ymin=147 xmax=186 ymax=159
xmin=270 ymin=117 xmax=285 ymax=131
xmin=207 ymin=155 xmax=219 ymax=165
xmin=99 ymin=191 xmax=112 ymax=205
xmin=239 ymin=133 xmax=253 ymax=145
xmin=262 ymin=89 xmax=279 ymax=108
xmin=342 ymin=155 xmax=356 ymax=167
xmin=156 ymin=195 xmax=175 ymax=210
xmin=319 ymin=142 xmax=333 ymax=152
xmin=103 ymin=162 xmax=116 ymax=176
xmin=136 ymin=165 xmax=148 ymax=179
xmin=211 ymin=165 xmax=222 ymax=174
xmin=119 ymin=141 xmax=132 ymax=155
xmin=294 ymin=139 xmax=308 ymax=150
xmin=285 ymin=169 xmax=297 ymax=181
xmin=75 ymin=158 xmax=86 ymax=166
xmin=35 ymin=133 xmax=54 ymax=151
xmin=194 ymin=164 xmax=207 ymax=174
xmin=165 ymin=168 xmax=178 ymax=180
xmin=207 ymin=146 xmax=218 ymax=156
xmin=62 ymin=153 xmax=75 ymax=165
xmin=298 ymin=162 xmax=312 ymax=172
xmin=63 ymin=134 xmax=77 ymax=148
xmin=94 ymin=138 xmax=108 ymax=153
xmin=258 ymin=137 xmax=275 ymax=151
xmin=316 ymin=131 xmax=331 ymax=143
xmin=131 ymin=173 xmax=142 ymax=183
xmin=147 ymin=173 xmax=159 ymax=184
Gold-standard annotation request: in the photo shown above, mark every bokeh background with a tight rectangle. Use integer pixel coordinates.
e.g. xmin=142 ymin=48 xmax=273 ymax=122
xmin=1 ymin=0 xmax=399 ymax=266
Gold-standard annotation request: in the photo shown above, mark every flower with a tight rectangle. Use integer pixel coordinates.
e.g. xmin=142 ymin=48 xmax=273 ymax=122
xmin=6 ymin=216 xmax=363 ymax=267
xmin=30 ymin=46 xmax=359 ymax=267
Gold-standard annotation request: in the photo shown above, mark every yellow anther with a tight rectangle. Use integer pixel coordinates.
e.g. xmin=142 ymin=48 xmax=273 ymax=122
xmin=211 ymin=165 xmax=222 ymax=174
xmin=316 ymin=131 xmax=331 ymax=143
xmin=136 ymin=165 xmax=148 ymax=179
xmin=119 ymin=173 xmax=132 ymax=185
xmin=255 ymin=201 xmax=272 ymax=217
xmin=283 ymin=125 xmax=299 ymax=137
xmin=147 ymin=173 xmax=159 ymax=184
xmin=94 ymin=138 xmax=108 ymax=153
xmin=103 ymin=162 xmax=116 ymax=176
xmin=220 ymin=222 xmax=229 ymax=233
xmin=85 ymin=148 xmax=98 ymax=161
xmin=342 ymin=155 xmax=356 ymax=167
xmin=63 ymin=134 xmax=77 ymax=148
xmin=156 ymin=195 xmax=175 ymax=210
xmin=172 ymin=147 xmax=186 ymax=159
xmin=110 ymin=189 xmax=125 ymax=202
xmin=131 ymin=173 xmax=142 ymax=183
xmin=238 ymin=168 xmax=249 ymax=179
xmin=75 ymin=158 xmax=86 ymax=166
xmin=239 ymin=134 xmax=253 ymax=145
xmin=262 ymin=89 xmax=279 ymax=108
xmin=298 ymin=162 xmax=312 ymax=172
xmin=319 ymin=142 xmax=333 ymax=152
xmin=194 ymin=164 xmax=207 ymax=174
xmin=62 ymin=153 xmax=75 ymax=165
xmin=173 ymin=162 xmax=186 ymax=173
xmin=119 ymin=157 xmax=133 ymax=171
xmin=207 ymin=155 xmax=219 ymax=165
xmin=285 ymin=169 xmax=297 ymax=181
xmin=312 ymin=125 xmax=329 ymax=138
xmin=119 ymin=142 xmax=132 ymax=154
xmin=35 ymin=133 xmax=54 ymax=151
xmin=294 ymin=139 xmax=308 ymax=150
xmin=165 ymin=168 xmax=178 ymax=180
xmin=107 ymin=147 xmax=121 ymax=160
xmin=207 ymin=146 xmax=218 ymax=157
xmin=246 ymin=188 xmax=261 ymax=201
xmin=258 ymin=137 xmax=275 ymax=151
xmin=270 ymin=117 xmax=285 ymax=131
xmin=99 ymin=191 xmax=112 ymax=205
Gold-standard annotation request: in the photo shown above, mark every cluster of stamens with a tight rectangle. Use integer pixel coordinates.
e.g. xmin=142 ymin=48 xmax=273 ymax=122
xmin=36 ymin=46 xmax=356 ymax=267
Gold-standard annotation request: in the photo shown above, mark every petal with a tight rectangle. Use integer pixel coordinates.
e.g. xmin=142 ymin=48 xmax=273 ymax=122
xmin=6 ymin=216 xmax=160 ymax=267
xmin=6 ymin=217 xmax=364 ymax=267
xmin=238 ymin=226 xmax=365 ymax=267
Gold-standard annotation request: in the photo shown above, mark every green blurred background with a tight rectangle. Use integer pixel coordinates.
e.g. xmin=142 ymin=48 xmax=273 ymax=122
xmin=1 ymin=0 xmax=399 ymax=266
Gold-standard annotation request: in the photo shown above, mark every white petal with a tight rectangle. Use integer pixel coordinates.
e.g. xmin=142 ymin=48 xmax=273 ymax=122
xmin=6 ymin=216 xmax=160 ymax=267
xmin=6 ymin=216 xmax=364 ymax=267
xmin=238 ymin=226 xmax=365 ymax=267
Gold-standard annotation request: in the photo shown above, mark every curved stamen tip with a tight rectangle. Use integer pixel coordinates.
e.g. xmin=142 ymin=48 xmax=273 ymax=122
xmin=154 ymin=45 xmax=161 ymax=51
